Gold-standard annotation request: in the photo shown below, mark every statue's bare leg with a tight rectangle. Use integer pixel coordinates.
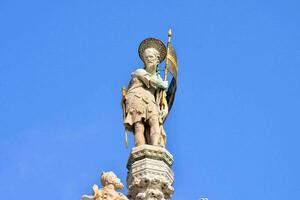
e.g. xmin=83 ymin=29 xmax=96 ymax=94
xmin=149 ymin=116 xmax=160 ymax=146
xmin=134 ymin=122 xmax=145 ymax=146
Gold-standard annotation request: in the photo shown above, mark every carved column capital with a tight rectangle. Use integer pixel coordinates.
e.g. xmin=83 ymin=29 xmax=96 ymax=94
xmin=126 ymin=145 xmax=174 ymax=200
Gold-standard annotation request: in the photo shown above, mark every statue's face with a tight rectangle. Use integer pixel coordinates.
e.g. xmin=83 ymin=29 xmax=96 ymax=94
xmin=112 ymin=175 xmax=124 ymax=189
xmin=143 ymin=48 xmax=159 ymax=67
xmin=101 ymin=172 xmax=124 ymax=189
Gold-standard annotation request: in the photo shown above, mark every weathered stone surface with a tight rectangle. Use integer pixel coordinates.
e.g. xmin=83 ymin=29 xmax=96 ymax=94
xmin=81 ymin=171 xmax=128 ymax=200
xmin=121 ymin=37 xmax=173 ymax=148
xmin=127 ymin=145 xmax=174 ymax=200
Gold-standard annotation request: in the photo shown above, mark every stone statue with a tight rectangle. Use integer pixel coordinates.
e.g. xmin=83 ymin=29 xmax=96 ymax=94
xmin=81 ymin=171 xmax=128 ymax=200
xmin=121 ymin=33 xmax=178 ymax=148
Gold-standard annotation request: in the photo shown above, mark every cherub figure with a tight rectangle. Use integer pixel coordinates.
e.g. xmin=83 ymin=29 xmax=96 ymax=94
xmin=81 ymin=171 xmax=128 ymax=200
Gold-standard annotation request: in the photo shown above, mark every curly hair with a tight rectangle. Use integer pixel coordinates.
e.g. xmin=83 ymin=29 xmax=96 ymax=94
xmin=101 ymin=171 xmax=117 ymax=186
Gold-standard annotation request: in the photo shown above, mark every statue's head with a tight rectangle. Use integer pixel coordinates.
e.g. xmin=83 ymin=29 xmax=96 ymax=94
xmin=138 ymin=38 xmax=166 ymax=70
xmin=101 ymin=171 xmax=124 ymax=189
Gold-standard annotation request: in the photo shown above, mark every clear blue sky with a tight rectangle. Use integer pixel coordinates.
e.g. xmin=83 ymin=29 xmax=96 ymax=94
xmin=1 ymin=0 xmax=299 ymax=199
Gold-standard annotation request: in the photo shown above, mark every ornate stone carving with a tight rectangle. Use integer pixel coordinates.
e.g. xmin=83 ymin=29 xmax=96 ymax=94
xmin=81 ymin=171 xmax=128 ymax=200
xmin=127 ymin=145 xmax=174 ymax=200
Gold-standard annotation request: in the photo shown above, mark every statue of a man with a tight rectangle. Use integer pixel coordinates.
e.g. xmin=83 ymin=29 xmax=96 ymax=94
xmin=122 ymin=38 xmax=169 ymax=147
xmin=81 ymin=171 xmax=128 ymax=200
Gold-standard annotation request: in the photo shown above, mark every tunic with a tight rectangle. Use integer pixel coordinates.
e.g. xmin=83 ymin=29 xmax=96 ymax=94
xmin=124 ymin=68 xmax=161 ymax=131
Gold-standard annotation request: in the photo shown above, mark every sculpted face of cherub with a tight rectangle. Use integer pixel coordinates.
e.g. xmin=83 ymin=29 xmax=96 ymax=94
xmin=101 ymin=171 xmax=124 ymax=189
xmin=112 ymin=174 xmax=123 ymax=189
xmin=143 ymin=48 xmax=160 ymax=74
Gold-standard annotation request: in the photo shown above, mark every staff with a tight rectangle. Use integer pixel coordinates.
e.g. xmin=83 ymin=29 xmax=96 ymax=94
xmin=160 ymin=28 xmax=172 ymax=110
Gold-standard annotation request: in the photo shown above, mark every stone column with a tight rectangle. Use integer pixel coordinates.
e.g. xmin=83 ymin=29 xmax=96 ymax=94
xmin=126 ymin=144 xmax=174 ymax=200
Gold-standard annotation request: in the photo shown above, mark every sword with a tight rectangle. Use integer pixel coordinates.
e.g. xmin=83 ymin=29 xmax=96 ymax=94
xmin=121 ymin=86 xmax=128 ymax=148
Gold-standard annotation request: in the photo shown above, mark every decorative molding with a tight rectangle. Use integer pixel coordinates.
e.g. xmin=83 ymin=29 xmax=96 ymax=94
xmin=127 ymin=145 xmax=174 ymax=200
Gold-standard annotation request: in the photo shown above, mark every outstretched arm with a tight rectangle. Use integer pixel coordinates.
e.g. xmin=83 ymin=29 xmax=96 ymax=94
xmin=81 ymin=184 xmax=99 ymax=200
xmin=81 ymin=194 xmax=96 ymax=200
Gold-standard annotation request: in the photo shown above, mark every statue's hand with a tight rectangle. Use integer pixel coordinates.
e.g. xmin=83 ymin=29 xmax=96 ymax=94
xmin=159 ymin=96 xmax=169 ymax=122
xmin=160 ymin=91 xmax=168 ymax=109
xmin=150 ymin=76 xmax=168 ymax=89
xmin=161 ymin=80 xmax=168 ymax=89
xmin=160 ymin=108 xmax=168 ymax=119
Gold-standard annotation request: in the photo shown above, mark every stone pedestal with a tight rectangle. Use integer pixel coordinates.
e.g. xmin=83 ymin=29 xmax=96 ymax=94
xmin=126 ymin=145 xmax=174 ymax=200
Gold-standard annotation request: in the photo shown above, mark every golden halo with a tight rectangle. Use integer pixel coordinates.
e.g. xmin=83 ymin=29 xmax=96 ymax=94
xmin=138 ymin=38 xmax=167 ymax=63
